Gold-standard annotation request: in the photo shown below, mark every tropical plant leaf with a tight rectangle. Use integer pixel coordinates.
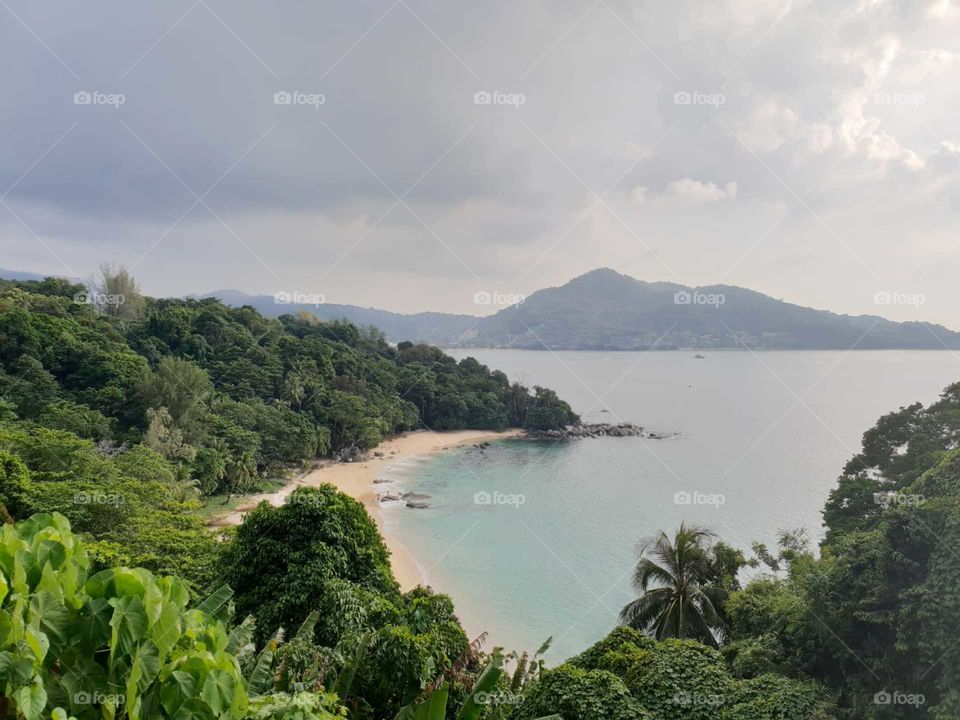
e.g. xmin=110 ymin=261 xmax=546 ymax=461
xmin=15 ymin=678 xmax=47 ymax=720
xmin=194 ymin=585 xmax=234 ymax=621
xmin=456 ymin=651 xmax=504 ymax=720
xmin=109 ymin=595 xmax=148 ymax=660
xmin=294 ymin=609 xmax=320 ymax=642
xmin=200 ymin=668 xmax=236 ymax=716
xmin=332 ymin=632 xmax=371 ymax=700
xmin=160 ymin=670 xmax=197 ymax=717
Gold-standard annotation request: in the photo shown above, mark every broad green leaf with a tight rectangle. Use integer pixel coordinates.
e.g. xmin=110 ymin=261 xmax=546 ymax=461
xmin=109 ymin=595 xmax=148 ymax=660
xmin=0 ymin=609 xmax=11 ymax=645
xmin=149 ymin=598 xmax=182 ymax=657
xmin=200 ymin=668 xmax=236 ymax=716
xmin=73 ymin=597 xmax=112 ymax=650
xmin=455 ymin=651 xmax=504 ymax=720
xmin=35 ymin=539 xmax=66 ymax=572
xmin=419 ymin=684 xmax=448 ymax=720
xmin=135 ymin=640 xmax=161 ymax=687
xmin=194 ymin=585 xmax=233 ymax=621
xmin=0 ymin=570 xmax=8 ymax=606
xmin=226 ymin=615 xmax=255 ymax=656
xmin=12 ymin=550 xmax=30 ymax=596
xmin=245 ymin=642 xmax=275 ymax=695
xmin=293 ymin=610 xmax=320 ymax=642
xmin=29 ymin=590 xmax=69 ymax=646
xmin=60 ymin=656 xmax=107 ymax=702
xmin=125 ymin=655 xmax=144 ymax=720
xmin=171 ymin=697 xmax=216 ymax=720
xmin=160 ymin=670 xmax=197 ymax=717
xmin=15 ymin=677 xmax=47 ymax=720
xmin=159 ymin=576 xmax=190 ymax=611
xmin=24 ymin=625 xmax=49 ymax=664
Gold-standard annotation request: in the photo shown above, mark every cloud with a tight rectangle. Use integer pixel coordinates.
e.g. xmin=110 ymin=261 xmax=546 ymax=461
xmin=664 ymin=178 xmax=738 ymax=203
xmin=0 ymin=0 xmax=959 ymax=326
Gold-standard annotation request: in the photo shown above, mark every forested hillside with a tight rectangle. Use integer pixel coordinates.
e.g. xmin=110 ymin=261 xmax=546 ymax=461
xmin=0 ymin=273 xmax=576 ymax=491
xmin=0 ymin=271 xmax=575 ymax=591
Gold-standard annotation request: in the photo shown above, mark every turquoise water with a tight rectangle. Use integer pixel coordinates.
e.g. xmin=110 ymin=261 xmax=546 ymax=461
xmin=380 ymin=350 xmax=960 ymax=662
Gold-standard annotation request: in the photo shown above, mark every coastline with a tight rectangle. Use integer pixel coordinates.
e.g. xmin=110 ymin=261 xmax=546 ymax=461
xmin=209 ymin=428 xmax=521 ymax=590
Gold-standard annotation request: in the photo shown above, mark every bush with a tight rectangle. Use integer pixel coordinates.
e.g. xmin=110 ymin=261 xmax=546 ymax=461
xmin=220 ymin=485 xmax=398 ymax=644
xmin=722 ymin=674 xmax=835 ymax=720
xmin=0 ymin=512 xmax=248 ymax=719
xmin=513 ymin=665 xmax=651 ymax=720
xmin=244 ymin=692 xmax=347 ymax=719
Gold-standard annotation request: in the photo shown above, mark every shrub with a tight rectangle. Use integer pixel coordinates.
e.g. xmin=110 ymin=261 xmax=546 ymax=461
xmin=0 ymin=512 xmax=247 ymax=719
xmin=513 ymin=665 xmax=651 ymax=720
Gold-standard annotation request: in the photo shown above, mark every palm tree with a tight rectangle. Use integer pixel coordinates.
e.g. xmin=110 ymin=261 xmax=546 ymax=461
xmin=225 ymin=450 xmax=258 ymax=493
xmin=619 ymin=523 xmax=727 ymax=647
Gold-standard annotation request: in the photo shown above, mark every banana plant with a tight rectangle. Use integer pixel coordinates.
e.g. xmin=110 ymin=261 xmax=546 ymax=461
xmin=392 ymin=650 xmax=556 ymax=720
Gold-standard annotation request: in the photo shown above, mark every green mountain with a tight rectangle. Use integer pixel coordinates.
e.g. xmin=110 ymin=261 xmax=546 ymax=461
xmin=205 ymin=268 xmax=960 ymax=350
xmin=468 ymin=268 xmax=960 ymax=350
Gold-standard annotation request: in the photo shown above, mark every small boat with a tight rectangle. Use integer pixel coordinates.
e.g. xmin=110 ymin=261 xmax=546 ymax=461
xmin=693 ymin=354 xmax=706 ymax=359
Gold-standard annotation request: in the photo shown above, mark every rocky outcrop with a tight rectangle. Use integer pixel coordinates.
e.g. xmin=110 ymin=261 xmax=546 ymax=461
xmin=335 ymin=444 xmax=366 ymax=463
xmin=522 ymin=422 xmax=674 ymax=441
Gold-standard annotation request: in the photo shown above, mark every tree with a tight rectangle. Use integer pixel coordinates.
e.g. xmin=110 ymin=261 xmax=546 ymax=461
xmin=91 ymin=263 xmax=144 ymax=320
xmin=143 ymin=406 xmax=196 ymax=462
xmin=140 ymin=356 xmax=212 ymax=429
xmin=225 ymin=449 xmax=258 ymax=492
xmin=219 ymin=485 xmax=398 ymax=644
xmin=619 ymin=524 xmax=727 ymax=647
xmin=523 ymin=386 xmax=579 ymax=430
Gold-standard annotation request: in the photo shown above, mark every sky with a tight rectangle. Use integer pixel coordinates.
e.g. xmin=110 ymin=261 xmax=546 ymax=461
xmin=1 ymin=0 xmax=959 ymax=325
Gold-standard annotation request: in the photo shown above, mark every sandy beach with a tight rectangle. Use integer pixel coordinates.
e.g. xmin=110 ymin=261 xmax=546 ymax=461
xmin=210 ymin=429 xmax=521 ymax=590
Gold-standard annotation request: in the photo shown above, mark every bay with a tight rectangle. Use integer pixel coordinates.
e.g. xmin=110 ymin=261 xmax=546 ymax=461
xmin=381 ymin=350 xmax=960 ymax=661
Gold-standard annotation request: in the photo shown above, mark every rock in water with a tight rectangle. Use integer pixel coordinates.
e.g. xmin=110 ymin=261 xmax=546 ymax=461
xmin=522 ymin=422 xmax=673 ymax=441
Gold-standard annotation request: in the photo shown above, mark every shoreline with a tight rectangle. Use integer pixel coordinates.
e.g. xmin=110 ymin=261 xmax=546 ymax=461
xmin=209 ymin=428 xmax=522 ymax=590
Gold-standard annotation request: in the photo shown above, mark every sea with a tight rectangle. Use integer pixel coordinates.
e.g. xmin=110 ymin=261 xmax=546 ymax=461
xmin=375 ymin=350 xmax=960 ymax=662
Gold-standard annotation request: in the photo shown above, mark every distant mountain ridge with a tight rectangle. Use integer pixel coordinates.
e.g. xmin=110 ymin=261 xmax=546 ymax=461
xmin=199 ymin=269 xmax=960 ymax=350
xmin=3 ymin=266 xmax=955 ymax=350
xmin=200 ymin=288 xmax=478 ymax=346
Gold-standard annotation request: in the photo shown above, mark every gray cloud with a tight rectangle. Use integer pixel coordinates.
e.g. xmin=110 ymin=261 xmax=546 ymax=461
xmin=2 ymin=0 xmax=960 ymax=324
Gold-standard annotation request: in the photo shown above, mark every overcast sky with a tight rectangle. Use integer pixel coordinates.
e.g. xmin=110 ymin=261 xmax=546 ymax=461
xmin=2 ymin=0 xmax=959 ymax=325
